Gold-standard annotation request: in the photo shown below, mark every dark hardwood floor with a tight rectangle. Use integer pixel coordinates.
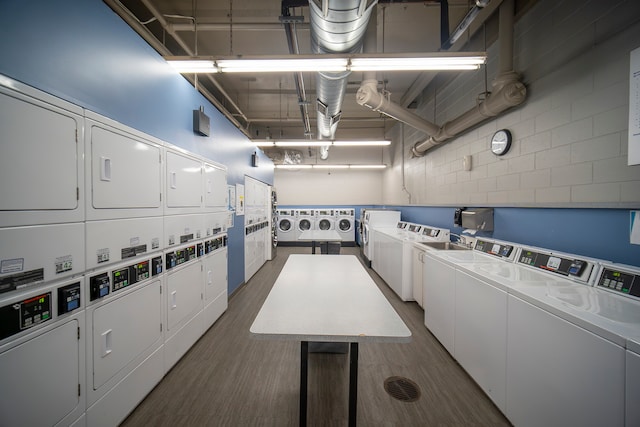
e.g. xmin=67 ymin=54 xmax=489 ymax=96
xmin=120 ymin=246 xmax=511 ymax=426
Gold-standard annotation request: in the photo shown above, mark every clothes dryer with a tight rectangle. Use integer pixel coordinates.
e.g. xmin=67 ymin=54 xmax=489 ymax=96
xmin=276 ymin=209 xmax=296 ymax=242
xmin=314 ymin=209 xmax=335 ymax=230
xmin=335 ymin=208 xmax=355 ymax=242
xmin=0 ymin=277 xmax=86 ymax=427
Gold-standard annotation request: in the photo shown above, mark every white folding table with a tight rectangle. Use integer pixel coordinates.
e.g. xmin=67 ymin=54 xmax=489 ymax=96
xmin=297 ymin=229 xmax=342 ymax=254
xmin=250 ymin=254 xmax=411 ymax=426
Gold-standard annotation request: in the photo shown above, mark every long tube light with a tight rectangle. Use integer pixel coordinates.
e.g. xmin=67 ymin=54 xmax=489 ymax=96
xmin=166 ymin=52 xmax=486 ymax=73
xmin=275 ymin=164 xmax=386 ymax=169
xmin=252 ymin=140 xmax=391 ymax=147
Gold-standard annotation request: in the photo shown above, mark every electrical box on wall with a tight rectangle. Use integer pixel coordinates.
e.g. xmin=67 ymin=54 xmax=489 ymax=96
xmin=251 ymin=152 xmax=259 ymax=167
xmin=193 ymin=107 xmax=210 ymax=137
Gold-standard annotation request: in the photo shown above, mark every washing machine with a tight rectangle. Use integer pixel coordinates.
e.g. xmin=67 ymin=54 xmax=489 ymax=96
xmin=295 ymin=209 xmax=314 ymax=238
xmin=314 ymin=208 xmax=335 ymax=231
xmin=276 ymin=209 xmax=296 ymax=242
xmin=0 ymin=277 xmax=86 ymax=427
xmin=361 ymin=209 xmax=401 ymax=267
xmin=372 ymin=222 xmax=449 ymax=301
xmin=335 ymin=208 xmax=355 ymax=242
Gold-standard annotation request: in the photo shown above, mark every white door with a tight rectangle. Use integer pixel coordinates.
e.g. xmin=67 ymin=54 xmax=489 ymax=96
xmin=91 ymin=280 xmax=162 ymax=390
xmin=0 ymin=316 xmax=83 ymax=426
xmin=87 ymin=120 xmax=162 ymax=218
xmin=0 ymin=84 xmax=83 ymax=227
xmin=203 ymin=163 xmax=228 ymax=210
xmin=165 ymin=150 xmax=202 ymax=210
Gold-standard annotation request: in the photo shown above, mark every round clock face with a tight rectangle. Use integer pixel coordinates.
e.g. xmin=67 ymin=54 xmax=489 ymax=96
xmin=491 ymin=129 xmax=512 ymax=156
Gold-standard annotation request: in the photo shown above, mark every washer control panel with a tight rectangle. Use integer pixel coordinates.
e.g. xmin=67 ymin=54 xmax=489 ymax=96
xmin=597 ymin=265 xmax=640 ymax=299
xmin=517 ymin=248 xmax=593 ymax=283
xmin=474 ymin=239 xmax=515 ymax=259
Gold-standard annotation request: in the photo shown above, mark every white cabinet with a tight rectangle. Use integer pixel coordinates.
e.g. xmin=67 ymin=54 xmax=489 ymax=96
xmin=454 ymin=270 xmax=507 ymax=412
xmin=506 ymin=295 xmax=625 ymax=427
xmin=0 ymin=80 xmax=84 ymax=227
xmin=627 ymin=349 xmax=640 ymax=427
xmin=423 ymin=254 xmax=456 ymax=355
xmin=411 ymin=245 xmax=427 ymax=308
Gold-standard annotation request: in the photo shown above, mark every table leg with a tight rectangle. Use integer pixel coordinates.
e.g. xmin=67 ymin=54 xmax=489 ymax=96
xmin=300 ymin=341 xmax=309 ymax=427
xmin=349 ymin=342 xmax=359 ymax=426
xmin=311 ymin=241 xmax=316 ymax=254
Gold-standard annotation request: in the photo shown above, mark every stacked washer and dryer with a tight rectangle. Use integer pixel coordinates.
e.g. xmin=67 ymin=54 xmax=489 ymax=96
xmin=0 ymin=76 xmax=230 ymax=426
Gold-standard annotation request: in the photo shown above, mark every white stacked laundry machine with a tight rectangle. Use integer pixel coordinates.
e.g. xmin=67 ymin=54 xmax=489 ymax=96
xmin=0 ymin=76 xmax=230 ymax=427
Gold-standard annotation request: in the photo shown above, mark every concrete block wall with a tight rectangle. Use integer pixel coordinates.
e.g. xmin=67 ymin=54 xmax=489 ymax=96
xmin=384 ymin=0 xmax=640 ymax=207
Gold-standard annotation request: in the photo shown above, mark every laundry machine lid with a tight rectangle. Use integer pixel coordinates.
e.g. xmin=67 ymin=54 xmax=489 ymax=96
xmin=338 ymin=218 xmax=352 ymax=231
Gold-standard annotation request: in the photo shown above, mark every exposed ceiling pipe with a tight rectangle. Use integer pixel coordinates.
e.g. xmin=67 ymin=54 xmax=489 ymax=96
xmin=281 ymin=3 xmax=312 ymax=137
xmin=441 ymin=0 xmax=491 ymax=50
xmin=412 ymin=0 xmax=524 ymax=156
xmin=123 ymin=0 xmax=251 ymax=134
xmin=356 ymin=0 xmax=526 ymax=157
xmin=309 ymin=0 xmax=377 ymax=160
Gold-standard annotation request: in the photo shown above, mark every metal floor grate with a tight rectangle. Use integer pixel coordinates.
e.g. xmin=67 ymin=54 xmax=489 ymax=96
xmin=384 ymin=376 xmax=421 ymax=402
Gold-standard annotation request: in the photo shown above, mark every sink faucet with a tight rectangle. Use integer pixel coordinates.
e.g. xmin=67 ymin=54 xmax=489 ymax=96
xmin=450 ymin=233 xmax=472 ymax=248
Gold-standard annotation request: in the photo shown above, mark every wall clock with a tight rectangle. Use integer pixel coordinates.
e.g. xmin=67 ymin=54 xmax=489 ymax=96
xmin=491 ymin=129 xmax=512 ymax=156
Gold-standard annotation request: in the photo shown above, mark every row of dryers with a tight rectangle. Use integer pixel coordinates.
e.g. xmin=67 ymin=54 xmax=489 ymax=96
xmin=277 ymin=208 xmax=355 ymax=242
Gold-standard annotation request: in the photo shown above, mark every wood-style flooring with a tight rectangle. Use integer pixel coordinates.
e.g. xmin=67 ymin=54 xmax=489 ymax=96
xmin=120 ymin=246 xmax=512 ymax=426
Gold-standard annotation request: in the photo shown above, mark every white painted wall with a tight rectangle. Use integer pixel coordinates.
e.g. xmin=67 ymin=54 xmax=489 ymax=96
xmin=384 ymin=0 xmax=640 ymax=207
xmin=274 ymin=169 xmax=383 ymax=205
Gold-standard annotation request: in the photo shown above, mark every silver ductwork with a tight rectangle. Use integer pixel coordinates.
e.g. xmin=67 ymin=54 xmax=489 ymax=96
xmin=309 ymin=0 xmax=377 ymax=159
xmin=356 ymin=0 xmax=526 ymax=157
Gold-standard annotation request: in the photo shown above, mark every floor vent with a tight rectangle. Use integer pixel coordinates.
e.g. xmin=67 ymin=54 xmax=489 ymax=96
xmin=384 ymin=376 xmax=421 ymax=402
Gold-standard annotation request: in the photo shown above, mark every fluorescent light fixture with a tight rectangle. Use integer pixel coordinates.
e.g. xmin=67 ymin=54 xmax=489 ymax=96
xmin=349 ymin=56 xmax=486 ymax=71
xmin=251 ymin=140 xmax=391 ymax=147
xmin=275 ymin=140 xmax=327 ymax=147
xmin=349 ymin=164 xmax=387 ymax=169
xmin=166 ymin=52 xmax=486 ymax=74
xmin=274 ymin=164 xmax=387 ymax=169
xmin=217 ymin=58 xmax=348 ymax=73
xmin=167 ymin=60 xmax=216 ymax=73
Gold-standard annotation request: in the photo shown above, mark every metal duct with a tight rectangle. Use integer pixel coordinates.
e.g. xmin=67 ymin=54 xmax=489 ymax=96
xmin=309 ymin=0 xmax=377 ymax=159
xmin=355 ymin=0 xmax=526 ymax=157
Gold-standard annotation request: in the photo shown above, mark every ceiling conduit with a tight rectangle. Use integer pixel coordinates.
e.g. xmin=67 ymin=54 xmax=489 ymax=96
xmin=356 ymin=0 xmax=526 ymax=157
xmin=309 ymin=0 xmax=377 ymax=160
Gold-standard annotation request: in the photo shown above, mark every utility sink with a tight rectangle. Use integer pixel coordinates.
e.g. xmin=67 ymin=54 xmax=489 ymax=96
xmin=419 ymin=241 xmax=470 ymax=251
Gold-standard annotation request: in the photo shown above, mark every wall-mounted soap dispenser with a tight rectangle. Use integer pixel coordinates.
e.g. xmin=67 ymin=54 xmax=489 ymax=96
xmin=461 ymin=208 xmax=494 ymax=231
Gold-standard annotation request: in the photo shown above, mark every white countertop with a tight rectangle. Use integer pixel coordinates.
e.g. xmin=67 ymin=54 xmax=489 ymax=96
xmin=250 ymin=254 xmax=412 ymax=343
xmin=297 ymin=229 xmax=343 ymax=242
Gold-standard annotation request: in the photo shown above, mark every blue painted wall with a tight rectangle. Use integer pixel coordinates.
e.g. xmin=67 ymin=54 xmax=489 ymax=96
xmin=0 ymin=0 xmax=274 ymax=294
xmin=283 ymin=205 xmax=640 ymax=267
